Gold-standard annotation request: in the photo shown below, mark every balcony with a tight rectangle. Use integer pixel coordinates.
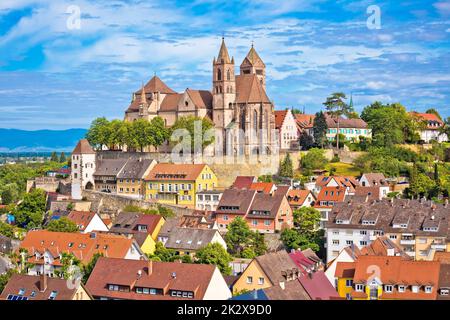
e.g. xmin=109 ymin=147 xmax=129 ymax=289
xmin=400 ymin=239 xmax=415 ymax=245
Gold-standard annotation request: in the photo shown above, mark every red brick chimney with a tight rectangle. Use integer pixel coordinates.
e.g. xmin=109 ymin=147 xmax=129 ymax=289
xmin=148 ymin=260 xmax=153 ymax=275
xmin=39 ymin=273 xmax=47 ymax=292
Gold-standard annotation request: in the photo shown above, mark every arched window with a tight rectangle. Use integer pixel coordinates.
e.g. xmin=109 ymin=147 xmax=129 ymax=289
xmin=253 ymin=110 xmax=258 ymax=131
xmin=227 ymin=69 xmax=231 ymax=81
xmin=217 ymin=69 xmax=222 ymax=81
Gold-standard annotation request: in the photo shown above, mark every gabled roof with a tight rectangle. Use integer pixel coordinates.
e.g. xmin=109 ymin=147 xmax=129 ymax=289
xmin=0 ymin=274 xmax=86 ymax=300
xmin=324 ymin=113 xmax=368 ymax=129
xmin=85 ymin=257 xmax=217 ymax=300
xmin=67 ymin=211 xmax=96 ymax=231
xmin=94 ymin=159 xmax=128 ymax=177
xmin=316 ymin=186 xmax=347 ymax=203
xmin=359 ymin=236 xmax=411 ymax=260
xmin=72 ymin=139 xmax=95 ymax=154
xmin=434 ymin=252 xmax=450 ymax=264
xmin=274 ymin=110 xmax=288 ymax=129
xmin=248 ymin=193 xmax=286 ymax=219
xmin=438 ymin=264 xmax=450 ymax=300
xmin=298 ymin=271 xmax=340 ymax=300
xmin=235 ymin=74 xmax=271 ymax=104
xmin=186 ymin=89 xmax=213 ymax=109
xmin=216 ymin=189 xmax=257 ymax=215
xmin=109 ymin=212 xmax=163 ymax=246
xmin=159 ymin=93 xmax=182 ymax=112
xmin=138 ymin=76 xmax=176 ymax=94
xmin=295 ymin=114 xmax=315 ymax=129
xmin=116 ymin=159 xmax=155 ymax=180
xmin=164 ymin=227 xmax=220 ymax=251
xmin=20 ymin=230 xmax=136 ymax=264
xmin=145 ymin=163 xmax=206 ymax=181
xmin=249 ymin=182 xmax=276 ymax=194
xmin=360 ymin=173 xmax=387 ymax=186
xmin=287 ymin=189 xmax=314 ymax=206
xmin=255 ymin=251 xmax=299 ymax=285
xmin=216 ymin=38 xmax=231 ymax=64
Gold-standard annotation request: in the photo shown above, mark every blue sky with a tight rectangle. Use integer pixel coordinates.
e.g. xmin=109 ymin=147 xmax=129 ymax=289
xmin=0 ymin=0 xmax=449 ymax=130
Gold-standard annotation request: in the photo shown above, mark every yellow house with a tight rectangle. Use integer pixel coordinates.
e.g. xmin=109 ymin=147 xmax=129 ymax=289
xmin=232 ymin=251 xmax=299 ymax=294
xmin=116 ymin=159 xmax=157 ymax=199
xmin=109 ymin=212 xmax=165 ymax=255
xmin=335 ymin=256 xmax=440 ymax=300
xmin=144 ymin=163 xmax=218 ymax=208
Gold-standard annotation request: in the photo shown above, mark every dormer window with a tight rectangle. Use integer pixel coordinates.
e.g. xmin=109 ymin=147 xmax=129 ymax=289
xmin=384 ymin=285 xmax=393 ymax=293
xmin=355 ymin=284 xmax=364 ymax=292
xmin=398 ymin=285 xmax=406 ymax=292
xmin=425 ymin=286 xmax=433 ymax=293
xmin=412 ymin=285 xmax=419 ymax=293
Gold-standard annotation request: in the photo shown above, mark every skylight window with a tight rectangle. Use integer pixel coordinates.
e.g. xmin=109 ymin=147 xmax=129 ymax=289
xmin=49 ymin=291 xmax=58 ymax=300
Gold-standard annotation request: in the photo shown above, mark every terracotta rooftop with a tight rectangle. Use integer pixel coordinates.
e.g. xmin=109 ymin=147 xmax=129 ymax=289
xmin=255 ymin=250 xmax=300 ymax=285
xmin=274 ymin=110 xmax=288 ymax=129
xmin=235 ymin=74 xmax=270 ymax=104
xmin=0 ymin=274 xmax=88 ymax=300
xmin=231 ymin=176 xmax=257 ymax=189
xmin=137 ymin=75 xmax=176 ymax=95
xmin=287 ymin=189 xmax=315 ymax=207
xmin=249 ymin=182 xmax=276 ymax=194
xmin=72 ymin=139 xmax=95 ymax=155
xmin=145 ymin=163 xmax=207 ymax=181
xmin=216 ymin=189 xmax=257 ymax=215
xmin=67 ymin=211 xmax=96 ymax=232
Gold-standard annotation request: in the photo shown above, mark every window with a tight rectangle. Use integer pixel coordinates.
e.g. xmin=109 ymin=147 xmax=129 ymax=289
xmin=355 ymin=284 xmax=364 ymax=292
xmin=332 ymin=240 xmax=339 ymax=245
xmin=412 ymin=286 xmax=419 ymax=293
xmin=360 ymin=230 xmax=367 ymax=235
xmin=425 ymin=286 xmax=432 ymax=293
xmin=217 ymin=68 xmax=222 ymax=81
xmin=360 ymin=241 xmax=368 ymax=246
xmin=332 ymin=230 xmax=339 ymax=235
xmin=346 ymin=240 xmax=353 ymax=245
xmin=389 ymin=235 xmax=397 ymax=240
xmin=18 ymin=288 xmax=25 ymax=296
xmin=398 ymin=285 xmax=406 ymax=293
xmin=252 ymin=220 xmax=258 ymax=226
xmin=346 ymin=279 xmax=353 ymax=287
xmin=48 ymin=291 xmax=58 ymax=300
xmin=264 ymin=220 xmax=270 ymax=226
xmin=384 ymin=285 xmax=393 ymax=293
xmin=258 ymin=277 xmax=264 ymax=285
xmin=223 ymin=215 xmax=228 ymax=221
xmin=246 ymin=276 xmax=253 ymax=284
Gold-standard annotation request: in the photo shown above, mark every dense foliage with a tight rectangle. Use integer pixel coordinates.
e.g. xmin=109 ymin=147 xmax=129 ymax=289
xmin=46 ymin=217 xmax=79 ymax=233
xmin=279 ymin=153 xmax=294 ymax=178
xmin=195 ymin=243 xmax=233 ymax=275
xmin=300 ymin=148 xmax=328 ymax=175
xmin=170 ymin=116 xmax=215 ymax=152
xmin=224 ymin=217 xmax=267 ymax=258
xmin=12 ymin=188 xmax=47 ymax=229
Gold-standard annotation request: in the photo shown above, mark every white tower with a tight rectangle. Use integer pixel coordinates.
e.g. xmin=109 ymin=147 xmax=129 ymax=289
xmin=71 ymin=139 xmax=96 ymax=200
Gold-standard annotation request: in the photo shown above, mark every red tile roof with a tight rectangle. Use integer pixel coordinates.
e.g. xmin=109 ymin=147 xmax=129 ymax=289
xmin=231 ymin=176 xmax=257 ymax=189
xmin=298 ymin=271 xmax=340 ymax=300
xmin=67 ymin=211 xmax=96 ymax=231
xmin=249 ymin=182 xmax=275 ymax=194
xmin=287 ymin=189 xmax=314 ymax=207
xmin=235 ymin=74 xmax=270 ymax=104
xmin=145 ymin=163 xmax=206 ymax=181
xmin=315 ymin=186 xmax=347 ymax=206
xmin=274 ymin=110 xmax=288 ymax=129
xmin=72 ymin=139 xmax=95 ymax=154
xmin=295 ymin=114 xmax=315 ymax=129
xmin=20 ymin=230 xmax=137 ymax=265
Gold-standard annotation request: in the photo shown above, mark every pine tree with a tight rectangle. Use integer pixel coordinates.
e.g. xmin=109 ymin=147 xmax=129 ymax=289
xmin=313 ymin=111 xmax=328 ymax=148
xmin=50 ymin=152 xmax=58 ymax=162
xmin=59 ymin=152 xmax=66 ymax=163
xmin=279 ymin=153 xmax=294 ymax=178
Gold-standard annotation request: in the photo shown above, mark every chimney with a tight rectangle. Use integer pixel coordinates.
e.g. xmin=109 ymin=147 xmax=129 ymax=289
xmin=148 ymin=260 xmax=153 ymax=275
xmin=39 ymin=273 xmax=47 ymax=292
xmin=279 ymin=281 xmax=285 ymax=290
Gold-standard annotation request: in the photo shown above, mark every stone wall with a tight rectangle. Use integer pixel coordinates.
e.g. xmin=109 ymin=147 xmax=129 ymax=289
xmin=82 ymin=190 xmax=194 ymax=220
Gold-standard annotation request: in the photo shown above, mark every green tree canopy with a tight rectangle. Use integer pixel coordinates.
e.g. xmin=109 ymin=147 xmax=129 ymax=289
xmin=301 ymin=148 xmax=328 ymax=175
xmin=50 ymin=152 xmax=58 ymax=162
xmin=195 ymin=243 xmax=233 ymax=275
xmin=13 ymin=188 xmax=47 ymax=229
xmin=46 ymin=217 xmax=79 ymax=233
xmin=323 ymin=92 xmax=354 ymax=149
xmin=82 ymin=253 xmax=103 ymax=284
xmin=86 ymin=117 xmax=111 ymax=150
xmin=1 ymin=183 xmax=19 ymax=205
xmin=170 ymin=116 xmax=215 ymax=152
xmin=59 ymin=152 xmax=67 ymax=163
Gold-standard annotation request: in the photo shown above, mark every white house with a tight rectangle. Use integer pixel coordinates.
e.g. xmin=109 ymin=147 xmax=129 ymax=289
xmin=196 ymin=190 xmax=223 ymax=211
xmin=275 ymin=109 xmax=299 ymax=150
xmin=410 ymin=112 xmax=448 ymax=143
xmin=71 ymin=139 xmax=96 ymax=200
xmin=67 ymin=211 xmax=109 ymax=233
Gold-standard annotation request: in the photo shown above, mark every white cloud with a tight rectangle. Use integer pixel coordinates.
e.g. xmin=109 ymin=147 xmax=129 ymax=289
xmin=434 ymin=1 xmax=450 ymax=15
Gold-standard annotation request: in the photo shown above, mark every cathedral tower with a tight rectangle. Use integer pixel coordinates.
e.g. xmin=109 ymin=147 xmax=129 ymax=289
xmin=213 ymin=38 xmax=236 ymax=131
xmin=240 ymin=44 xmax=266 ymax=91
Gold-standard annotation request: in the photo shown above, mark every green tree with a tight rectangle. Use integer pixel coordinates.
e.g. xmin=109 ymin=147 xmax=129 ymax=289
xmin=59 ymin=152 xmax=67 ymax=163
xmin=130 ymin=119 xmax=153 ymax=152
xmin=86 ymin=117 xmax=111 ymax=150
xmin=13 ymin=188 xmax=46 ymax=229
xmin=224 ymin=217 xmax=267 ymax=258
xmin=46 ymin=217 xmax=79 ymax=233
xmin=0 ymin=269 xmax=17 ymax=293
xmin=279 ymin=154 xmax=294 ymax=178
xmin=108 ymin=119 xmax=127 ymax=150
xmin=149 ymin=116 xmax=170 ymax=151
xmin=361 ymin=102 xmax=418 ymax=147
xmin=195 ymin=243 xmax=233 ymax=275
xmin=409 ymin=165 xmax=436 ymax=198
xmin=50 ymin=152 xmax=58 ymax=162
xmin=148 ymin=242 xmax=180 ymax=262
xmin=312 ymin=111 xmax=328 ymax=148
xmin=1 ymin=183 xmax=19 ymax=205
xmin=54 ymin=252 xmax=81 ymax=280
xmin=0 ymin=221 xmax=15 ymax=238
xmin=299 ymin=133 xmax=314 ymax=150
xmin=293 ymin=207 xmax=321 ymax=235
xmin=301 ymin=148 xmax=328 ymax=175
xmin=82 ymin=253 xmax=103 ymax=284
xmin=280 ymin=228 xmax=319 ymax=252
xmin=425 ymin=108 xmax=442 ymax=121
xmin=323 ymin=92 xmax=353 ymax=149
xmin=170 ymin=116 xmax=215 ymax=152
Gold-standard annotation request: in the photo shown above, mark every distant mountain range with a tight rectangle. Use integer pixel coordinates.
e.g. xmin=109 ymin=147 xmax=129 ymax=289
xmin=0 ymin=128 xmax=87 ymax=152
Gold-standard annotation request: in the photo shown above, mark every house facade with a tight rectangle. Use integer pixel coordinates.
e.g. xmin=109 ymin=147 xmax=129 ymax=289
xmin=410 ymin=112 xmax=448 ymax=143
xmin=144 ymin=163 xmax=218 ymax=208
xmin=274 ymin=110 xmax=299 ymax=150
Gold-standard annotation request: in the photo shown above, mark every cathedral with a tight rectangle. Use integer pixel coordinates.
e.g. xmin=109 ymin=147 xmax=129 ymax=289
xmin=124 ymin=38 xmax=277 ymax=156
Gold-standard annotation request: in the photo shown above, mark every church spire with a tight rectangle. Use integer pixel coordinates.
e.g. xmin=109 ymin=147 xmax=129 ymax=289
xmin=140 ymin=83 xmax=146 ymax=104
xmin=217 ymin=37 xmax=231 ymax=64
